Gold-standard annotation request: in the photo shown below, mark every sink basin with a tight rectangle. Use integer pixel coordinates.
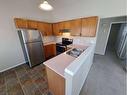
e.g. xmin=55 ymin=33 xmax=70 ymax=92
xmin=66 ymin=48 xmax=85 ymax=58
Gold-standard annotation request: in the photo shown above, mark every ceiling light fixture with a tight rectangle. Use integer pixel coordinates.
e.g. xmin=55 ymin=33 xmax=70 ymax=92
xmin=39 ymin=0 xmax=53 ymax=11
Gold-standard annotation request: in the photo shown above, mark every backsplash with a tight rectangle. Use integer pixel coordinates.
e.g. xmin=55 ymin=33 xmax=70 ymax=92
xmin=54 ymin=34 xmax=97 ymax=46
xmin=42 ymin=36 xmax=55 ymax=43
xmin=42 ymin=34 xmax=97 ymax=46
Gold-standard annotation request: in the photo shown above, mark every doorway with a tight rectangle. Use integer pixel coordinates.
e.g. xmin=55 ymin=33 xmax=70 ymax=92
xmin=106 ymin=23 xmax=127 ymax=70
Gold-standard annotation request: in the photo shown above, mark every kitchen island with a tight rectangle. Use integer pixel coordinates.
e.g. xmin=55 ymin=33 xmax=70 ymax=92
xmin=44 ymin=44 xmax=95 ymax=95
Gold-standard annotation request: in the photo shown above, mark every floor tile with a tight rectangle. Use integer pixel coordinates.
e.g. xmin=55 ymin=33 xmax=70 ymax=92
xmin=7 ymin=83 xmax=24 ymax=95
xmin=0 ymin=85 xmax=6 ymax=95
xmin=22 ymin=83 xmax=42 ymax=95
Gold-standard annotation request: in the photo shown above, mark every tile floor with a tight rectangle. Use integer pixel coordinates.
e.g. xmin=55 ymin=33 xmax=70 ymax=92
xmin=0 ymin=64 xmax=49 ymax=95
xmin=0 ymin=50 xmax=126 ymax=95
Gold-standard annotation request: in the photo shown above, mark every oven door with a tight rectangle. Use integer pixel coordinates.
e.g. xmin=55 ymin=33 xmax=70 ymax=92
xmin=56 ymin=45 xmax=66 ymax=55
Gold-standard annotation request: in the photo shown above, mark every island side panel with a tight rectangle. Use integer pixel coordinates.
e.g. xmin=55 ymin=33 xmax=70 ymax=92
xmin=45 ymin=66 xmax=65 ymax=95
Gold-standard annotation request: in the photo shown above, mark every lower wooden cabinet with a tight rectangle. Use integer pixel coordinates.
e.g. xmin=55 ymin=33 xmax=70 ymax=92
xmin=44 ymin=44 xmax=56 ymax=60
xmin=46 ymin=67 xmax=65 ymax=95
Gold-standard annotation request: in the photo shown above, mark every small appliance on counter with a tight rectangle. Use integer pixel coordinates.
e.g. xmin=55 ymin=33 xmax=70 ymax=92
xmin=56 ymin=38 xmax=73 ymax=55
xmin=18 ymin=29 xmax=45 ymax=67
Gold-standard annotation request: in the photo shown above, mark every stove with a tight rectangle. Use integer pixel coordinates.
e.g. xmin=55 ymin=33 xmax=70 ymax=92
xmin=56 ymin=38 xmax=73 ymax=54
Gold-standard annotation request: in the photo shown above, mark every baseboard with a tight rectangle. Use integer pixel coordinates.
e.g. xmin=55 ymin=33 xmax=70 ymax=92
xmin=0 ymin=61 xmax=26 ymax=73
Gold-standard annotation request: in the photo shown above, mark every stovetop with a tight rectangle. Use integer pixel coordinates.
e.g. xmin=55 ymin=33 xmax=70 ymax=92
xmin=56 ymin=38 xmax=73 ymax=46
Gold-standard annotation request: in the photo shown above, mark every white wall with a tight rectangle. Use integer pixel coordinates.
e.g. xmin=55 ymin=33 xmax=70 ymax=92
xmin=0 ymin=0 xmax=53 ymax=72
xmin=50 ymin=0 xmax=126 ymax=22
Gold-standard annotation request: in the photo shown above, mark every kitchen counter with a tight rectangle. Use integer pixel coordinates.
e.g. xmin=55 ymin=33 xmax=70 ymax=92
xmin=43 ymin=41 xmax=56 ymax=46
xmin=43 ymin=44 xmax=88 ymax=78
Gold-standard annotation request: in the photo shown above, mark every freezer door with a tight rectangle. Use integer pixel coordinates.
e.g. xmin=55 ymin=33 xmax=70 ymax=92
xmin=25 ymin=42 xmax=45 ymax=67
xmin=21 ymin=29 xmax=42 ymax=43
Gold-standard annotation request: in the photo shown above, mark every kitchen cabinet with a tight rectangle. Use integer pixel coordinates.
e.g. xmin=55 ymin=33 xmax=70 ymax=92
xmin=38 ymin=22 xmax=46 ymax=35
xmin=14 ymin=18 xmax=53 ymax=36
xmin=46 ymin=66 xmax=65 ymax=95
xmin=63 ymin=21 xmax=71 ymax=29
xmin=27 ymin=20 xmax=38 ymax=29
xmin=53 ymin=21 xmax=71 ymax=36
xmin=81 ymin=16 xmax=98 ymax=37
xmin=45 ymin=23 xmax=53 ymax=36
xmin=70 ymin=19 xmax=81 ymax=36
xmin=59 ymin=21 xmax=71 ymax=31
xmin=14 ymin=16 xmax=98 ymax=37
xmin=38 ymin=22 xmax=53 ymax=36
xmin=53 ymin=23 xmax=62 ymax=36
xmin=14 ymin=18 xmax=28 ymax=29
xmin=44 ymin=44 xmax=56 ymax=60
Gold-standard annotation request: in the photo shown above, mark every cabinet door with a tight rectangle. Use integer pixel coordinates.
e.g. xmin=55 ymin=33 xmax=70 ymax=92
xmin=14 ymin=18 xmax=27 ymax=29
xmin=70 ymin=19 xmax=81 ymax=36
xmin=81 ymin=16 xmax=98 ymax=37
xmin=59 ymin=22 xmax=65 ymax=32
xmin=59 ymin=21 xmax=71 ymax=31
xmin=38 ymin=22 xmax=46 ymax=36
xmin=44 ymin=44 xmax=56 ymax=60
xmin=38 ymin=22 xmax=53 ymax=36
xmin=44 ymin=45 xmax=49 ymax=60
xmin=56 ymin=21 xmax=71 ymax=34
xmin=45 ymin=23 xmax=53 ymax=36
xmin=53 ymin=23 xmax=62 ymax=36
xmin=63 ymin=21 xmax=71 ymax=29
xmin=27 ymin=20 xmax=38 ymax=29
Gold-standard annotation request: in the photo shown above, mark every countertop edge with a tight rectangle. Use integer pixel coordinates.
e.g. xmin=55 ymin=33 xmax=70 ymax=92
xmin=44 ymin=63 xmax=65 ymax=78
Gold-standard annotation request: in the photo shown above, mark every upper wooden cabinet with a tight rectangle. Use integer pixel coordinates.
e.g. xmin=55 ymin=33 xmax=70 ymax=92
xmin=14 ymin=18 xmax=53 ymax=36
xmin=53 ymin=23 xmax=62 ymax=36
xmin=59 ymin=21 xmax=71 ymax=31
xmin=14 ymin=16 xmax=98 ymax=37
xmin=53 ymin=21 xmax=71 ymax=36
xmin=14 ymin=18 xmax=28 ymax=29
xmin=38 ymin=22 xmax=45 ymax=35
xmin=38 ymin=22 xmax=53 ymax=36
xmin=14 ymin=18 xmax=38 ymax=29
xmin=70 ymin=19 xmax=81 ymax=36
xmin=45 ymin=23 xmax=53 ymax=36
xmin=81 ymin=16 xmax=98 ymax=37
xmin=52 ymin=17 xmax=98 ymax=37
xmin=27 ymin=20 xmax=38 ymax=29
xmin=63 ymin=21 xmax=71 ymax=29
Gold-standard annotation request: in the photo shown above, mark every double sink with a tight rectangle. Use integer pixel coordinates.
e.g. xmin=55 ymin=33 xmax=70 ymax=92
xmin=66 ymin=48 xmax=86 ymax=58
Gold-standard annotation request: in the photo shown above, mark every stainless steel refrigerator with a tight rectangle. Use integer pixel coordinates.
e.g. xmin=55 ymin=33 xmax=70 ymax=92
xmin=18 ymin=29 xmax=45 ymax=67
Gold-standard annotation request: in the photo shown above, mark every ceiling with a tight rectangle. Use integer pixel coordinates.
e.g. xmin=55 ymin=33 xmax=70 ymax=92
xmin=1 ymin=0 xmax=125 ymax=22
xmin=48 ymin=0 xmax=126 ymax=22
